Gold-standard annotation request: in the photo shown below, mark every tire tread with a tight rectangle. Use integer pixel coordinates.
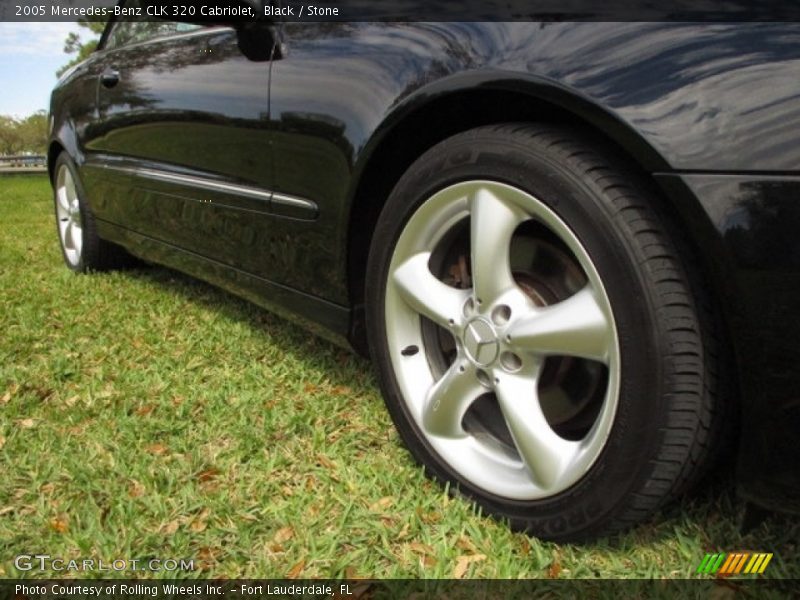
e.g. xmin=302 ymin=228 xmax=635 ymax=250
xmin=462 ymin=124 xmax=728 ymax=535
xmin=366 ymin=122 xmax=729 ymax=541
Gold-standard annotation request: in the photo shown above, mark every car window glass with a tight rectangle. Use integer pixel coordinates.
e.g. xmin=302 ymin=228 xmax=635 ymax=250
xmin=105 ymin=0 xmax=201 ymax=49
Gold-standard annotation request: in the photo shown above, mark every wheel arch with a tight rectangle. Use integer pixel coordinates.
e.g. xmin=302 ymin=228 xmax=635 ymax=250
xmin=344 ymin=73 xmax=741 ymax=382
xmin=47 ymin=141 xmax=65 ymax=184
xmin=47 ymin=121 xmax=82 ymax=184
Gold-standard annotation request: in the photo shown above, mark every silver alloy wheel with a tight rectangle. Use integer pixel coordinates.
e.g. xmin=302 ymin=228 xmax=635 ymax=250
xmin=385 ymin=180 xmax=620 ymax=500
xmin=55 ymin=164 xmax=83 ymax=267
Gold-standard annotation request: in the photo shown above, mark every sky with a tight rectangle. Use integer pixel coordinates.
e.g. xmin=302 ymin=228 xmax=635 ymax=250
xmin=0 ymin=22 xmax=88 ymax=118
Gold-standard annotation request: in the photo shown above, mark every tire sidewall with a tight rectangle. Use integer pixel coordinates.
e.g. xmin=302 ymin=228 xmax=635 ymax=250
xmin=53 ymin=153 xmax=89 ymax=272
xmin=366 ymin=128 xmax=670 ymax=540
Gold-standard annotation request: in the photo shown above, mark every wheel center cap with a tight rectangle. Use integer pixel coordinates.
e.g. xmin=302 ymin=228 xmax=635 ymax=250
xmin=463 ymin=318 xmax=499 ymax=366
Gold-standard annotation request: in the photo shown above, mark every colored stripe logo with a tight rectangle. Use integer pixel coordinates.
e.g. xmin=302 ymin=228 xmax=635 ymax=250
xmin=696 ymin=552 xmax=773 ymax=575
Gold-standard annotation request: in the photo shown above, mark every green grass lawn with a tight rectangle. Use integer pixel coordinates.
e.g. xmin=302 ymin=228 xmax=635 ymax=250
xmin=0 ymin=174 xmax=797 ymax=581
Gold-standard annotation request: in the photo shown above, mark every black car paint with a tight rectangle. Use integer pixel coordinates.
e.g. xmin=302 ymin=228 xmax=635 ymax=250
xmin=49 ymin=21 xmax=800 ymax=514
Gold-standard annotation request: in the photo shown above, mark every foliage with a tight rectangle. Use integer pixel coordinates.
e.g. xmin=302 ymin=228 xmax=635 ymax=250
xmin=57 ymin=18 xmax=106 ymax=78
xmin=0 ymin=18 xmax=107 ymax=157
xmin=0 ymin=116 xmax=23 ymax=155
xmin=0 ymin=111 xmax=48 ymax=155
xmin=0 ymin=175 xmax=798 ymax=583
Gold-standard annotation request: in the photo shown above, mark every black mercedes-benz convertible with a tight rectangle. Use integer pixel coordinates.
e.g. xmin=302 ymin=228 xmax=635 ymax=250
xmin=48 ymin=2 xmax=800 ymax=541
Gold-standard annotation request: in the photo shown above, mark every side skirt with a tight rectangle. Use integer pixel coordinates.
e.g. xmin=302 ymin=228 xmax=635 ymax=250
xmin=96 ymin=219 xmax=354 ymax=350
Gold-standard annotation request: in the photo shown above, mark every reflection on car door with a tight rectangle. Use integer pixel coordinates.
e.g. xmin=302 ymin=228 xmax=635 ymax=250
xmin=82 ymin=18 xmax=273 ymax=271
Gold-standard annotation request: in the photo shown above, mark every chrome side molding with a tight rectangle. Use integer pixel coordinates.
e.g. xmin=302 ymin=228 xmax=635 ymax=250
xmin=102 ymin=162 xmax=318 ymax=217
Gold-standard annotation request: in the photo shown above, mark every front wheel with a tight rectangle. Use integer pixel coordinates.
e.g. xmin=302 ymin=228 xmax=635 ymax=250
xmin=365 ymin=124 xmax=721 ymax=541
xmin=53 ymin=153 xmax=134 ymax=272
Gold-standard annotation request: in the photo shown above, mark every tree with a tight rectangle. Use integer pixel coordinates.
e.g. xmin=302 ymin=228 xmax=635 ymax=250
xmin=0 ymin=116 xmax=23 ymax=155
xmin=17 ymin=111 xmax=49 ymax=154
xmin=0 ymin=111 xmax=48 ymax=155
xmin=57 ymin=18 xmax=106 ymax=77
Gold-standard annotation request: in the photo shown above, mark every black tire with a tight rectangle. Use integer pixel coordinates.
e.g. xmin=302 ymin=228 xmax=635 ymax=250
xmin=52 ymin=152 xmax=134 ymax=272
xmin=365 ymin=123 xmax=723 ymax=541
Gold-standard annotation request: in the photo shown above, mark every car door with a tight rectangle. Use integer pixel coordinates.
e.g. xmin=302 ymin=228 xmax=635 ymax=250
xmin=81 ymin=1 xmax=274 ymax=270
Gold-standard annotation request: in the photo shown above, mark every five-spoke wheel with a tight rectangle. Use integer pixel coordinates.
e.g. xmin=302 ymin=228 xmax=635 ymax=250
xmin=385 ymin=180 xmax=619 ymax=499
xmin=52 ymin=153 xmax=134 ymax=272
xmin=55 ymin=161 xmax=84 ymax=268
xmin=367 ymin=124 xmax=721 ymax=541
